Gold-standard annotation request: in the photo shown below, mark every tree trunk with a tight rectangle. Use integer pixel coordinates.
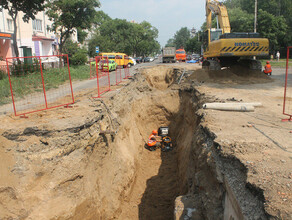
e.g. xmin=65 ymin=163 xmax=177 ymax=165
xmin=12 ymin=13 xmax=20 ymax=61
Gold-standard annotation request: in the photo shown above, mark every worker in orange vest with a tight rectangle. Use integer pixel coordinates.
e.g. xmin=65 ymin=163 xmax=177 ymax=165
xmin=263 ymin=61 xmax=272 ymax=76
xmin=147 ymin=130 xmax=161 ymax=150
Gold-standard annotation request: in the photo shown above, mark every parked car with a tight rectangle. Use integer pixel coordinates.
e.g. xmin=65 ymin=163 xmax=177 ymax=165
xmin=129 ymin=57 xmax=137 ymax=66
xmin=134 ymin=57 xmax=143 ymax=64
xmin=192 ymin=54 xmax=200 ymax=61
xmin=143 ymin=57 xmax=151 ymax=62
xmin=149 ymin=57 xmax=154 ymax=62
xmin=98 ymin=59 xmax=118 ymax=71
xmin=187 ymin=55 xmax=192 ymax=60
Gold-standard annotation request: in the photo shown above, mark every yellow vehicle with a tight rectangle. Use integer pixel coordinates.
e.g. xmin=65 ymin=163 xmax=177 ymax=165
xmin=203 ymin=0 xmax=269 ymax=70
xmin=100 ymin=52 xmax=132 ymax=68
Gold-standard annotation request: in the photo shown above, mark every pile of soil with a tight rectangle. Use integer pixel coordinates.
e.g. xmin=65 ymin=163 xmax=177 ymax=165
xmin=187 ymin=66 xmax=273 ymax=84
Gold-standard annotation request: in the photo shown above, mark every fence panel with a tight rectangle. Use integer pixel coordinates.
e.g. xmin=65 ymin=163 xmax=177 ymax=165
xmin=94 ymin=56 xmax=111 ymax=98
xmin=6 ymin=54 xmax=74 ymax=116
xmin=283 ymin=46 xmax=292 ymax=121
xmin=89 ymin=58 xmax=97 ymax=79
xmin=115 ymin=57 xmax=122 ymax=85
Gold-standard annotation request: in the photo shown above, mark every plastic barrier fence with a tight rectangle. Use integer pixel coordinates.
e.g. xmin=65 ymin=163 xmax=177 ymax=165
xmin=6 ymin=54 xmax=74 ymax=116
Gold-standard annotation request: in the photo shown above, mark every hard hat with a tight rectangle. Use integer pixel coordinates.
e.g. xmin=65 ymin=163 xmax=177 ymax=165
xmin=152 ymin=130 xmax=158 ymax=135
xmin=266 ymin=61 xmax=270 ymax=64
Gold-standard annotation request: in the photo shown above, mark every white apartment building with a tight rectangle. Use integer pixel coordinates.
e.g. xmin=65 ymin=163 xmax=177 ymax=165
xmin=0 ymin=7 xmax=78 ymax=67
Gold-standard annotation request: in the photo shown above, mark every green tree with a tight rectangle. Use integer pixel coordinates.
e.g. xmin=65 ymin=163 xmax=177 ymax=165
xmin=46 ymin=0 xmax=100 ymax=53
xmin=88 ymin=19 xmax=160 ymax=57
xmin=228 ymin=7 xmax=253 ymax=32
xmin=173 ymin=27 xmax=191 ymax=49
xmin=165 ymin=38 xmax=175 ymax=47
xmin=257 ymin=9 xmax=288 ymax=52
xmin=185 ymin=37 xmax=201 ymax=54
xmin=94 ymin=11 xmax=112 ymax=26
xmin=63 ymin=40 xmax=87 ymax=65
xmin=0 ymin=0 xmax=46 ymax=58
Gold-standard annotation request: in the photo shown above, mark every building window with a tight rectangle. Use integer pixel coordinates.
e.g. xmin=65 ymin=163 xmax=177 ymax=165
xmin=32 ymin=19 xmax=42 ymax=32
xmin=7 ymin=19 xmax=13 ymax=31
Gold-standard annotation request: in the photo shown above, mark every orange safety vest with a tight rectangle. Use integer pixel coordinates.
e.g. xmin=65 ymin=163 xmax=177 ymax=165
xmin=264 ymin=64 xmax=272 ymax=73
xmin=147 ymin=134 xmax=157 ymax=147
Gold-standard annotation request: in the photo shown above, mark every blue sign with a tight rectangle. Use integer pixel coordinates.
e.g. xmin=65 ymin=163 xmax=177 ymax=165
xmin=96 ymin=46 xmax=99 ymax=54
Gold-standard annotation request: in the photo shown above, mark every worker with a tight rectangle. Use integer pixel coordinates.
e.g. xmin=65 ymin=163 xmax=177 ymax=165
xmin=276 ymin=51 xmax=280 ymax=62
xmin=147 ymin=130 xmax=161 ymax=149
xmin=263 ymin=61 xmax=272 ymax=76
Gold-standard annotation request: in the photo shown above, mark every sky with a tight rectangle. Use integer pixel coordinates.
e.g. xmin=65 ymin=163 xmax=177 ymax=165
xmin=99 ymin=0 xmax=206 ymax=47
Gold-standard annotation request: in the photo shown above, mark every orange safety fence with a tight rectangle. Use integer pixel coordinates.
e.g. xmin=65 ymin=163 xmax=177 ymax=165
xmin=282 ymin=46 xmax=292 ymax=122
xmin=6 ymin=54 xmax=74 ymax=117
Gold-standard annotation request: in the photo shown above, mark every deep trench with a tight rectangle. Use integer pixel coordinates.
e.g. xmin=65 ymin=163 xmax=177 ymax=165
xmin=113 ymin=89 xmax=203 ymax=220
xmin=111 ymin=83 xmax=267 ymax=219
xmin=1 ymin=68 xmax=269 ymax=219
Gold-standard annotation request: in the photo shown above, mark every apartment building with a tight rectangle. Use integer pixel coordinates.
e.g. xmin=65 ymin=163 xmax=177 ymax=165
xmin=0 ymin=7 xmax=78 ymax=68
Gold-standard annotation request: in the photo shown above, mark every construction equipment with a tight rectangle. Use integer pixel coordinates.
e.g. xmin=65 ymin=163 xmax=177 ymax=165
xmin=203 ymin=0 xmax=269 ymax=71
xmin=162 ymin=47 xmax=176 ymax=63
xmin=158 ymin=126 xmax=173 ymax=152
xmin=145 ymin=126 xmax=173 ymax=152
xmin=175 ymin=48 xmax=187 ymax=62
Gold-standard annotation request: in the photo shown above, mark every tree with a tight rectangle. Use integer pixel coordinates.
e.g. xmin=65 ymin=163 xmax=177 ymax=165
xmin=257 ymin=9 xmax=288 ymax=52
xmin=94 ymin=11 xmax=112 ymax=26
xmin=173 ymin=27 xmax=191 ymax=49
xmin=228 ymin=7 xmax=253 ymax=32
xmin=165 ymin=38 xmax=175 ymax=47
xmin=185 ymin=37 xmax=201 ymax=54
xmin=166 ymin=27 xmax=191 ymax=49
xmin=0 ymin=0 xmax=46 ymax=58
xmin=63 ymin=40 xmax=87 ymax=65
xmin=88 ymin=19 xmax=160 ymax=57
xmin=46 ymin=0 xmax=100 ymax=53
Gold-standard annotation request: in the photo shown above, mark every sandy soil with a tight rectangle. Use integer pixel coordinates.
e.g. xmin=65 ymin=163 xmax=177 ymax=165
xmin=0 ymin=62 xmax=291 ymax=219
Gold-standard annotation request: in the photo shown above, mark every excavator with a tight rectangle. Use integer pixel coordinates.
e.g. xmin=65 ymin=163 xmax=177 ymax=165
xmin=203 ymin=0 xmax=269 ymax=71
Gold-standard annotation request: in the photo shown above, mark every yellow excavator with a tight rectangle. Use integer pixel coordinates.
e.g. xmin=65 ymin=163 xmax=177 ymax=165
xmin=203 ymin=0 xmax=269 ymax=70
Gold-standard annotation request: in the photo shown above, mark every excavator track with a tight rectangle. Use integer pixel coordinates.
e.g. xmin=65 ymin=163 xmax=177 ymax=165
xmin=238 ymin=59 xmax=262 ymax=71
xmin=202 ymin=59 xmax=221 ymax=71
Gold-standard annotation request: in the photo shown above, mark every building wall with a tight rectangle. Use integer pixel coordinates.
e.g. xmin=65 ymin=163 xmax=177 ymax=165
xmin=0 ymin=9 xmax=78 ymax=58
xmin=0 ymin=39 xmax=12 ymax=66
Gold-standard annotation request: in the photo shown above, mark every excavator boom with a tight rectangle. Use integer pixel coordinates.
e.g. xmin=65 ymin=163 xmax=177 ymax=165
xmin=206 ymin=0 xmax=230 ymax=34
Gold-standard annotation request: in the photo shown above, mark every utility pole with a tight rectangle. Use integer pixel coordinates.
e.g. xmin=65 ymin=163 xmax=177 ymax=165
xmin=254 ymin=0 xmax=257 ymax=33
xmin=253 ymin=0 xmax=258 ymax=60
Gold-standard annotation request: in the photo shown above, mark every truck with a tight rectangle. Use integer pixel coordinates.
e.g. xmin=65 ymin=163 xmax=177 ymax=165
xmin=162 ymin=47 xmax=176 ymax=63
xmin=175 ymin=48 xmax=187 ymax=62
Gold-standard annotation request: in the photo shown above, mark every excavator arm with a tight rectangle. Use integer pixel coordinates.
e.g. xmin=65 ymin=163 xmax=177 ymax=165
xmin=206 ymin=0 xmax=231 ymax=34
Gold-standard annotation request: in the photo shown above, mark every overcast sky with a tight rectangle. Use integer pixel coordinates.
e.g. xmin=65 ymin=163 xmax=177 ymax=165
xmin=99 ymin=0 xmax=206 ymax=47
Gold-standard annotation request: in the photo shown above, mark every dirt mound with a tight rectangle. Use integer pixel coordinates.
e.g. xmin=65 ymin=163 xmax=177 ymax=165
xmin=141 ymin=66 xmax=178 ymax=90
xmin=187 ymin=66 xmax=273 ymax=84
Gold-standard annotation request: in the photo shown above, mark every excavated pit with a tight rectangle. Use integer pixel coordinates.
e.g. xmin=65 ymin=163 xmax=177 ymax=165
xmin=0 ymin=66 xmax=269 ymax=220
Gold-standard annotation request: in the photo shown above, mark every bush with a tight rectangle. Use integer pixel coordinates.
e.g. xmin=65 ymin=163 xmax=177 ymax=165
xmin=70 ymin=48 xmax=88 ymax=65
xmin=63 ymin=40 xmax=88 ymax=66
xmin=0 ymin=69 xmax=6 ymax=80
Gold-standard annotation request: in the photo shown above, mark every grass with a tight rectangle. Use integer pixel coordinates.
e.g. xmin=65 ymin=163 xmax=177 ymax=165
xmin=0 ymin=65 xmax=90 ymax=106
xmin=260 ymin=59 xmax=292 ymax=68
